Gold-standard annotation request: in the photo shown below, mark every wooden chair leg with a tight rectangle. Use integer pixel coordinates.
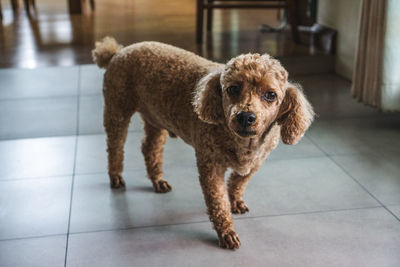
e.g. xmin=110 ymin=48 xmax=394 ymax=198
xmin=11 ymin=0 xmax=20 ymax=12
xmin=68 ymin=0 xmax=82 ymax=14
xmin=196 ymin=0 xmax=204 ymax=43
xmin=23 ymin=0 xmax=31 ymax=16
xmin=287 ymin=0 xmax=300 ymax=43
xmin=89 ymin=0 xmax=95 ymax=10
xmin=0 ymin=1 xmax=3 ymax=20
xmin=206 ymin=0 xmax=213 ymax=32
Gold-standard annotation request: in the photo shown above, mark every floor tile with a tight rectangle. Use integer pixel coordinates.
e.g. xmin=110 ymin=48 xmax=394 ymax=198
xmin=78 ymin=95 xmax=142 ymax=135
xmin=0 ymin=235 xmax=66 ymax=267
xmin=66 ymin=208 xmax=400 ymax=267
xmin=69 ymin=168 xmax=206 ymax=233
xmin=75 ymin=132 xmax=196 ymax=175
xmin=70 ymin=156 xmax=378 ymax=233
xmin=242 ymin=157 xmax=379 ymax=216
xmin=307 ymin=116 xmax=400 ymax=156
xmin=295 ymin=74 xmax=380 ymax=120
xmin=79 ymin=64 xmax=105 ymax=95
xmin=0 ymin=136 xmax=76 ymax=180
xmin=268 ymin=136 xmax=324 ymax=161
xmin=0 ymin=97 xmax=78 ymax=140
xmin=332 ymin=153 xmax=400 ymax=206
xmin=0 ymin=66 xmax=79 ymax=99
xmin=0 ymin=177 xmax=72 ymax=240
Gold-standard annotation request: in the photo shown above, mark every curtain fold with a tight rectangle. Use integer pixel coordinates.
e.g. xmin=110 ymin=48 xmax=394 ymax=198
xmin=351 ymin=0 xmax=387 ymax=109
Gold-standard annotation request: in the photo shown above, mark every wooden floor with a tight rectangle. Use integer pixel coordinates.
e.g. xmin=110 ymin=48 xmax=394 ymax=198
xmin=0 ymin=0 xmax=315 ymax=69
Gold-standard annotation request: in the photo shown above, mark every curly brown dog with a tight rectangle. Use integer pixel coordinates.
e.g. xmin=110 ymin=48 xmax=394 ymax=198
xmin=92 ymin=37 xmax=314 ymax=249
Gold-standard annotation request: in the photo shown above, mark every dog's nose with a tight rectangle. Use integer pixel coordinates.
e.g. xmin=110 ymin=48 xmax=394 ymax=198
xmin=236 ymin=111 xmax=256 ymax=128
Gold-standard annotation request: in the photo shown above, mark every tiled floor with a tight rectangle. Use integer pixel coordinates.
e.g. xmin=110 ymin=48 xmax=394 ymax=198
xmin=0 ymin=66 xmax=399 ymax=267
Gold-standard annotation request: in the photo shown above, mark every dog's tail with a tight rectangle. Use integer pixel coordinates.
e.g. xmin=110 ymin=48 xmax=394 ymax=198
xmin=92 ymin=37 xmax=123 ymax=69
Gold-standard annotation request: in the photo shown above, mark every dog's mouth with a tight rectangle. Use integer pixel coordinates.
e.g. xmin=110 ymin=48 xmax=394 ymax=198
xmin=235 ymin=130 xmax=257 ymax=137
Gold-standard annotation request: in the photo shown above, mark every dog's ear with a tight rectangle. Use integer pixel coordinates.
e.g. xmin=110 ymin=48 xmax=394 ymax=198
xmin=192 ymin=70 xmax=224 ymax=124
xmin=278 ymin=83 xmax=315 ymax=145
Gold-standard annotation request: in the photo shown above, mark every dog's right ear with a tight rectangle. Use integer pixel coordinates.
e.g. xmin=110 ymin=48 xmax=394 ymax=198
xmin=192 ymin=70 xmax=224 ymax=124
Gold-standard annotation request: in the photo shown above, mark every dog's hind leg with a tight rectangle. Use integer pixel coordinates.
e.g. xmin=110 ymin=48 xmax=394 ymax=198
xmin=104 ymin=103 xmax=134 ymax=189
xmin=141 ymin=121 xmax=172 ymax=193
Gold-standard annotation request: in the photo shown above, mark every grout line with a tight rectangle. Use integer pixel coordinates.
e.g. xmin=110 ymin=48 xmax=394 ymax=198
xmin=67 ymin=206 xmax=382 ymax=236
xmin=0 ymin=205 xmax=387 ymax=243
xmin=234 ymin=205 xmax=383 ymax=222
xmin=0 ymin=233 xmax=67 ymax=243
xmin=0 ymin=94 xmax=80 ymax=102
xmin=64 ymin=67 xmax=81 ymax=267
xmin=0 ymin=174 xmax=74 ymax=182
xmin=307 ymin=137 xmax=400 ymax=223
xmin=0 ymin=154 xmax=333 ymax=183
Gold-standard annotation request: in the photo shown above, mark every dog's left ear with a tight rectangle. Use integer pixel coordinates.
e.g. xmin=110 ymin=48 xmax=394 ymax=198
xmin=192 ymin=70 xmax=224 ymax=124
xmin=278 ymin=83 xmax=315 ymax=145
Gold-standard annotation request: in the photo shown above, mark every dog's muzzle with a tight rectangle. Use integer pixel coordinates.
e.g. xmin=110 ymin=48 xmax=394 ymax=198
xmin=235 ymin=111 xmax=257 ymax=137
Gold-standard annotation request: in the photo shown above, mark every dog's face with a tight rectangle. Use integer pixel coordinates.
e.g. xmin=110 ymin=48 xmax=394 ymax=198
xmin=193 ymin=53 xmax=314 ymax=144
xmin=220 ymin=54 xmax=287 ymax=138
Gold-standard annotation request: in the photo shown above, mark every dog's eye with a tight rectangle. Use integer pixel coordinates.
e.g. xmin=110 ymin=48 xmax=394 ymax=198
xmin=263 ymin=91 xmax=277 ymax=102
xmin=227 ymin=85 xmax=241 ymax=96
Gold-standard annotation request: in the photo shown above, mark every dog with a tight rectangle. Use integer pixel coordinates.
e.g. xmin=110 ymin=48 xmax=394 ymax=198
xmin=92 ymin=37 xmax=314 ymax=249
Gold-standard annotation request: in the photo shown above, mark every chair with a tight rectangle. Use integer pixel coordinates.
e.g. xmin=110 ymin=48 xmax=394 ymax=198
xmin=196 ymin=0 xmax=299 ymax=43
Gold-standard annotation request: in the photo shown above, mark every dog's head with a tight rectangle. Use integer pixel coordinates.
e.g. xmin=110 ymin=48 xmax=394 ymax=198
xmin=193 ymin=53 xmax=314 ymax=144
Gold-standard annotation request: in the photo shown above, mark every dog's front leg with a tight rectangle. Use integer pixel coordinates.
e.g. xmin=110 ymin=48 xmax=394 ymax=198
xmin=197 ymin=157 xmax=241 ymax=249
xmin=227 ymin=171 xmax=254 ymax=214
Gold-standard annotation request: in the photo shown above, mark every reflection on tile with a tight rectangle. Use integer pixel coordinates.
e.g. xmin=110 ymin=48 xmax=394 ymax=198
xmin=0 ymin=136 xmax=76 ymax=180
xmin=0 ymin=66 xmax=79 ymax=99
xmin=79 ymin=64 xmax=105 ymax=95
xmin=295 ymin=74 xmax=379 ymax=120
xmin=79 ymin=95 xmax=142 ymax=135
xmin=0 ymin=177 xmax=71 ymax=240
xmin=75 ymin=132 xmax=196 ymax=175
xmin=0 ymin=97 xmax=78 ymax=140
xmin=70 ymin=169 xmax=206 ymax=233
xmin=332 ymin=153 xmax=400 ymax=206
xmin=0 ymin=235 xmax=66 ymax=267
xmin=67 ymin=208 xmax=400 ymax=267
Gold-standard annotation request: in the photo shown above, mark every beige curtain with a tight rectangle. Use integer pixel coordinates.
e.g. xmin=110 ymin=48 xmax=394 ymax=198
xmin=351 ymin=0 xmax=387 ymax=108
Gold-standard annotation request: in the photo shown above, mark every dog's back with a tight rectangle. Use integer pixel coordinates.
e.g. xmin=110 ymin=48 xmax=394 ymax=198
xmin=93 ymin=37 xmax=221 ymax=144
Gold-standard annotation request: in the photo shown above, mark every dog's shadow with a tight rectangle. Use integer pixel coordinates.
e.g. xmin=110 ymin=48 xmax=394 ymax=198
xmin=109 ymin=185 xmax=219 ymax=249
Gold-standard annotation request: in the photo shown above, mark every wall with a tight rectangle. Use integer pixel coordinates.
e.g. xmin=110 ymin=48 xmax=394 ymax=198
xmin=317 ymin=0 xmax=362 ymax=80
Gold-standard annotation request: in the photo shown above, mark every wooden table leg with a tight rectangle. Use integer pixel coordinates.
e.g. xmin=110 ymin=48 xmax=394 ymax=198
xmin=206 ymin=0 xmax=213 ymax=32
xmin=287 ymin=0 xmax=300 ymax=43
xmin=68 ymin=0 xmax=82 ymax=14
xmin=196 ymin=0 xmax=204 ymax=43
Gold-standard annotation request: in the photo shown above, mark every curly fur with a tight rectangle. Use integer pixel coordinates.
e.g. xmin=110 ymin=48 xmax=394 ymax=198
xmin=93 ymin=37 xmax=314 ymax=249
xmin=92 ymin=36 xmax=123 ymax=68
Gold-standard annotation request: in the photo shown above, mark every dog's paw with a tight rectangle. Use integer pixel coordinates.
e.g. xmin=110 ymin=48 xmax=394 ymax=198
xmin=153 ymin=180 xmax=172 ymax=193
xmin=231 ymin=200 xmax=249 ymax=214
xmin=110 ymin=174 xmax=126 ymax=189
xmin=219 ymin=230 xmax=241 ymax=249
